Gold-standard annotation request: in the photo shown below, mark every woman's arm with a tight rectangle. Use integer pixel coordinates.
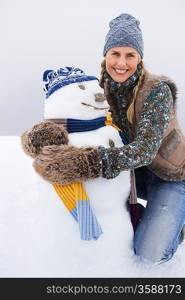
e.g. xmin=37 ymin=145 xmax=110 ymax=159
xmin=99 ymin=82 xmax=174 ymax=179
xmin=21 ymin=121 xmax=69 ymax=158
xmin=32 ymin=82 xmax=174 ymax=185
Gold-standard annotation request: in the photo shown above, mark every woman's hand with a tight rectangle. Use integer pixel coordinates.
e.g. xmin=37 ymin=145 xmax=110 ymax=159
xmin=20 ymin=121 xmax=69 ymax=158
xmin=33 ymin=144 xmax=102 ymax=185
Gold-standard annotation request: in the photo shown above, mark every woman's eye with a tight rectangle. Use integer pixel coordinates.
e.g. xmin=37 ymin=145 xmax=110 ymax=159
xmin=78 ymin=84 xmax=85 ymax=90
xmin=127 ymin=53 xmax=135 ymax=57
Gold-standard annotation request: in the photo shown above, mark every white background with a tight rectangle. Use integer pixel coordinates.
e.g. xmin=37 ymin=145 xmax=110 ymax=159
xmin=0 ymin=0 xmax=184 ymax=135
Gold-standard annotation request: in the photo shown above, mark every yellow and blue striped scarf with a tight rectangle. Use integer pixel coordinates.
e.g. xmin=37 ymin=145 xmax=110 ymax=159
xmin=51 ymin=114 xmax=121 ymax=240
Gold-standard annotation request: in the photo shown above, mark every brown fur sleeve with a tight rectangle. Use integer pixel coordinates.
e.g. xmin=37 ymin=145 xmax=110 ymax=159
xmin=33 ymin=144 xmax=102 ymax=185
xmin=20 ymin=120 xmax=69 ymax=158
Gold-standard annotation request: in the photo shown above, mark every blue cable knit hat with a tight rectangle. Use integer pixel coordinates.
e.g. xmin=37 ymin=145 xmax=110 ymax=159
xmin=43 ymin=66 xmax=98 ymax=99
xmin=103 ymin=13 xmax=144 ymax=58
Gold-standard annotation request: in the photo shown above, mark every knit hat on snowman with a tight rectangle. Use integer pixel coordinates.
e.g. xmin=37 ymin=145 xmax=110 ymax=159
xmin=43 ymin=66 xmax=98 ymax=99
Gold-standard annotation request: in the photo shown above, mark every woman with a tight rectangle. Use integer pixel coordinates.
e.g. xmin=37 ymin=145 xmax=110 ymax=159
xmin=22 ymin=13 xmax=185 ymax=264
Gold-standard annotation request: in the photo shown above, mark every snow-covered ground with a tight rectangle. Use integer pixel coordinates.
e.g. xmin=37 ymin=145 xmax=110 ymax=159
xmin=0 ymin=136 xmax=185 ymax=278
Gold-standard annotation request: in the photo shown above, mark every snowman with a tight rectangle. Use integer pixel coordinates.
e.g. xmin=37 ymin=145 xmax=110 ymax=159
xmin=21 ymin=66 xmax=134 ymax=276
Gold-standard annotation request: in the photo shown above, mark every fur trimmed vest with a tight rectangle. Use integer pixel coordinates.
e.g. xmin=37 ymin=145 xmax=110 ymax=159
xmin=104 ymin=71 xmax=185 ymax=181
xmin=134 ymin=71 xmax=185 ymax=181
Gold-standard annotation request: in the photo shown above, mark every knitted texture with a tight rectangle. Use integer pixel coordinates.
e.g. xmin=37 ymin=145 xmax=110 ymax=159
xmin=103 ymin=13 xmax=144 ymax=58
xmin=98 ymin=69 xmax=174 ymax=231
xmin=32 ymin=114 xmax=121 ymax=185
xmin=99 ymin=81 xmax=173 ymax=178
xmin=33 ymin=114 xmax=123 ymax=239
xmin=53 ymin=183 xmax=102 ymax=240
xmin=43 ymin=66 xmax=98 ymax=98
xmin=45 ymin=115 xmax=121 ymax=133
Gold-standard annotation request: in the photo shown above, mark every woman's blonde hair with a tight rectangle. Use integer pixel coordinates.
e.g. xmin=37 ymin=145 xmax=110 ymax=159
xmin=99 ymin=59 xmax=146 ymax=124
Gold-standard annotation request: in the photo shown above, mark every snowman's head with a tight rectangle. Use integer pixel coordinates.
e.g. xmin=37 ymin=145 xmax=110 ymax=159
xmin=43 ymin=67 xmax=109 ymax=119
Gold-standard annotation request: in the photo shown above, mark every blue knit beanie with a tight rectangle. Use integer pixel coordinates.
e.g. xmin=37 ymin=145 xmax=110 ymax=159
xmin=103 ymin=13 xmax=144 ymax=58
xmin=43 ymin=67 xmax=98 ymax=99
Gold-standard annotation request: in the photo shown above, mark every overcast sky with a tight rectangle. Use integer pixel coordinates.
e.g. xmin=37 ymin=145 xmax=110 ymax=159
xmin=0 ymin=0 xmax=184 ymax=135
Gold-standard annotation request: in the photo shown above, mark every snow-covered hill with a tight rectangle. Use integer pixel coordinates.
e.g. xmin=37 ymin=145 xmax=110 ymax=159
xmin=0 ymin=136 xmax=185 ymax=277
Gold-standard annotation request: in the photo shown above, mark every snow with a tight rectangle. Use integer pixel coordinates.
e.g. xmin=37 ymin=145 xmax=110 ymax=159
xmin=0 ymin=136 xmax=185 ymax=278
xmin=1 ymin=79 xmax=185 ymax=278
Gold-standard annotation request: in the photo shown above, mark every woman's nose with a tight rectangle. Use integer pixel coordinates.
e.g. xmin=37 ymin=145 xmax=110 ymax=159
xmin=117 ymin=57 xmax=127 ymax=67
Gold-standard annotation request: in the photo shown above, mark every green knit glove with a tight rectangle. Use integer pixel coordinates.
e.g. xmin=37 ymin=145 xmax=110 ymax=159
xmin=98 ymin=145 xmax=121 ymax=179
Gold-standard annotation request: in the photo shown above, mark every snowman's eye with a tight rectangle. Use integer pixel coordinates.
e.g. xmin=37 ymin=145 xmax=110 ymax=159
xmin=78 ymin=84 xmax=86 ymax=90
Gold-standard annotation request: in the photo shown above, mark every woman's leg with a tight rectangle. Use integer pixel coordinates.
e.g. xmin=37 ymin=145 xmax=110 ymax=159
xmin=134 ymin=169 xmax=185 ymax=263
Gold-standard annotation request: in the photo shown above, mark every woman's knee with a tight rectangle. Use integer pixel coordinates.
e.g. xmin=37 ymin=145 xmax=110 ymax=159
xmin=133 ymin=229 xmax=180 ymax=264
xmin=134 ymin=242 xmax=173 ymax=264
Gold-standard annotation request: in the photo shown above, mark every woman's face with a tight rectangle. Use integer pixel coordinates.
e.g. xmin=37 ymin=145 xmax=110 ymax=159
xmin=105 ymin=46 xmax=141 ymax=83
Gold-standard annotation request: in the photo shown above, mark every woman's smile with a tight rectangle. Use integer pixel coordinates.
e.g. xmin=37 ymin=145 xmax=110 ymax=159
xmin=114 ymin=68 xmax=128 ymax=75
xmin=105 ymin=46 xmax=141 ymax=83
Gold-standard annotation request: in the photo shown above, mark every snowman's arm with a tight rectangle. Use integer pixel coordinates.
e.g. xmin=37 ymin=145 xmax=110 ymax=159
xmin=20 ymin=120 xmax=69 ymax=159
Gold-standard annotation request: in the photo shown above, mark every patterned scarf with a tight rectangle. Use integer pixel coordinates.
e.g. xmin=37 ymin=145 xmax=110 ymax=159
xmin=103 ymin=64 xmax=142 ymax=100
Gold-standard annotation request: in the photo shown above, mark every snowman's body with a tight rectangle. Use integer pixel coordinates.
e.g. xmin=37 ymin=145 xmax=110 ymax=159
xmin=35 ymin=79 xmax=134 ymax=276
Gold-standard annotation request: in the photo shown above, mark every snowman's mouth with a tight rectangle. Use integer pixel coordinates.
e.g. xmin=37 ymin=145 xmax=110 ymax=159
xmin=81 ymin=102 xmax=110 ymax=110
